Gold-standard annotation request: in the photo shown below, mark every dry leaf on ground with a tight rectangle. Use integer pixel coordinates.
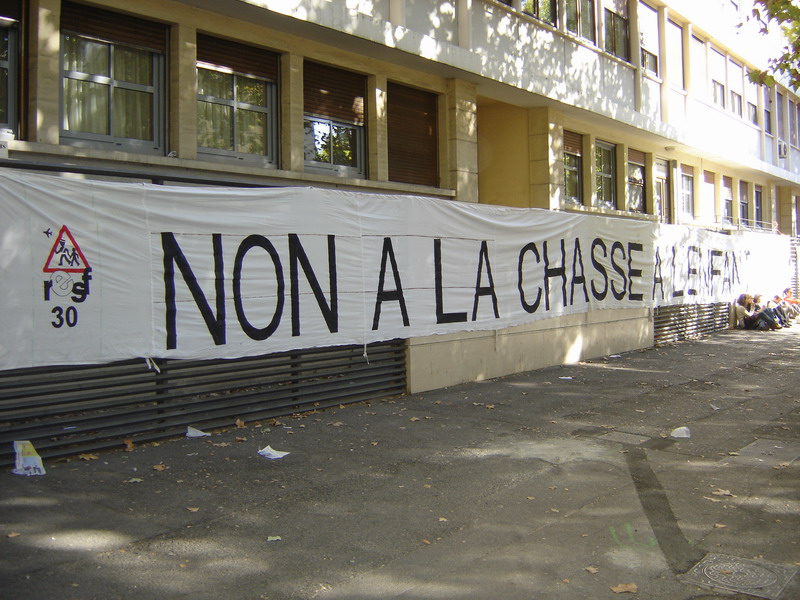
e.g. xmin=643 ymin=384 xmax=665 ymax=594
xmin=186 ymin=507 xmax=200 ymax=512
xmin=235 ymin=418 xmax=246 ymax=429
xmin=610 ymin=583 xmax=638 ymax=593
xmin=585 ymin=565 xmax=599 ymax=574
xmin=79 ymin=453 xmax=99 ymax=461
xmin=152 ymin=464 xmax=168 ymax=471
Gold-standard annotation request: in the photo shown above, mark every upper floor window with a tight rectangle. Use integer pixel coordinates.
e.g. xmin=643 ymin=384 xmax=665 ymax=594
xmin=776 ymin=92 xmax=785 ymax=141
xmin=754 ymin=185 xmax=764 ymax=227
xmin=712 ymin=80 xmax=726 ymax=108
xmin=627 ymin=149 xmax=645 ymax=213
xmin=666 ymin=20 xmax=685 ymax=90
xmin=604 ymin=8 xmax=629 ymax=61
xmin=523 ymin=0 xmax=556 ymax=25
xmin=728 ymin=60 xmax=744 ymax=117
xmin=739 ymin=181 xmax=749 ymax=226
xmin=60 ymin=2 xmax=166 ymax=154
xmin=639 ymin=2 xmax=659 ymax=76
xmin=304 ymin=61 xmax=366 ymax=178
xmin=563 ymin=130 xmax=583 ymax=206
xmin=709 ymin=47 xmax=726 ymax=108
xmin=595 ymin=140 xmax=616 ymax=210
xmin=791 ymin=100 xmax=799 ymax=148
xmin=387 ymin=82 xmax=438 ymax=187
xmin=566 ymin=0 xmax=595 ymax=43
xmin=763 ymin=86 xmax=773 ymax=135
xmin=722 ymin=176 xmax=733 ymax=224
xmin=196 ymin=35 xmax=279 ymax=167
xmin=0 ymin=2 xmax=19 ymax=135
xmin=680 ymin=166 xmax=694 ymax=218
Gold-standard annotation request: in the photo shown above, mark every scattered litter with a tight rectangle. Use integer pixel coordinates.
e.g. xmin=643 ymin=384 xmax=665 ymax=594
xmin=670 ymin=426 xmax=691 ymax=439
xmin=186 ymin=426 xmax=211 ymax=438
xmin=609 ymin=354 xmax=622 ymax=358
xmin=558 ymin=376 xmax=573 ymax=380
xmin=267 ymin=536 xmax=282 ymax=542
xmin=123 ymin=478 xmax=144 ymax=484
xmin=711 ymin=488 xmax=736 ymax=497
xmin=11 ymin=441 xmax=46 ymax=476
xmin=710 ymin=404 xmax=721 ymax=411
xmin=258 ymin=446 xmax=290 ymax=460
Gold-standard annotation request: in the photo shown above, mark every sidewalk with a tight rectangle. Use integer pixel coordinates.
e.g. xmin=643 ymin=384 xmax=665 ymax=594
xmin=2 ymin=328 xmax=799 ymax=600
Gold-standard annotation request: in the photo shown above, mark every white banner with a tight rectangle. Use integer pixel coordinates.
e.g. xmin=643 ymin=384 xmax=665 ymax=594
xmin=0 ymin=171 xmax=791 ymax=370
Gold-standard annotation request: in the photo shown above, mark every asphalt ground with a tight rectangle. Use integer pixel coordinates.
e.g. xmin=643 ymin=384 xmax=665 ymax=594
xmin=2 ymin=327 xmax=800 ymax=600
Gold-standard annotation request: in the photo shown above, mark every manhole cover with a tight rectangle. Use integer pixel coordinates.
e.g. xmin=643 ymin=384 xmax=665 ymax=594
xmin=598 ymin=431 xmax=650 ymax=445
xmin=720 ymin=439 xmax=800 ymax=469
xmin=682 ymin=554 xmax=798 ymax=599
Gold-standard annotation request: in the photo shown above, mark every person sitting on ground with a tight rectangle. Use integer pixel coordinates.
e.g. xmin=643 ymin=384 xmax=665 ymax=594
xmin=735 ymin=294 xmax=781 ymax=330
xmin=781 ymin=288 xmax=800 ymax=318
xmin=755 ymin=294 xmax=791 ymax=328
xmin=771 ymin=294 xmax=797 ymax=323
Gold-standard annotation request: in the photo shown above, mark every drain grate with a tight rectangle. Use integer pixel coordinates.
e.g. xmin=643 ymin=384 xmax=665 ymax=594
xmin=682 ymin=554 xmax=798 ymax=599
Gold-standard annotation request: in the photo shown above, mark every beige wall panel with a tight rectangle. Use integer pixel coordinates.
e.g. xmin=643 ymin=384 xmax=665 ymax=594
xmin=407 ymin=309 xmax=653 ymax=392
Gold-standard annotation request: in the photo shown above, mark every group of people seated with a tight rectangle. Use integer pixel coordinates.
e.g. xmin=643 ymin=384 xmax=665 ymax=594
xmin=735 ymin=288 xmax=800 ymax=330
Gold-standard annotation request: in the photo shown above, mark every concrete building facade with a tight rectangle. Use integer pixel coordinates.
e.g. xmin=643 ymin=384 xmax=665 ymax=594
xmin=2 ymin=0 xmax=799 ymax=394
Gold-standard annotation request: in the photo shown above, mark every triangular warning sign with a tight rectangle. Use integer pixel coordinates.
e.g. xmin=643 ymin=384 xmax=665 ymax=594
xmin=43 ymin=225 xmax=91 ymax=273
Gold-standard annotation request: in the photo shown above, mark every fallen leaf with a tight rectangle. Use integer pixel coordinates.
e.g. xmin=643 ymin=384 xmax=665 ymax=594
xmin=234 ymin=437 xmax=247 ymax=442
xmin=421 ymin=539 xmax=431 ymax=545
xmin=210 ymin=442 xmax=231 ymax=447
xmin=267 ymin=536 xmax=282 ymax=542
xmin=561 ymin=578 xmax=571 ymax=584
xmin=186 ymin=507 xmax=200 ymax=512
xmin=123 ymin=439 xmax=135 ymax=452
xmin=409 ymin=417 xmax=420 ymax=422
xmin=235 ymin=418 xmax=246 ymax=429
xmin=713 ymin=523 xmax=727 ymax=529
xmin=526 ymin=496 xmax=536 ymax=500
xmin=550 ymin=508 xmax=560 ymax=513
xmin=123 ymin=478 xmax=144 ymax=484
xmin=370 ymin=442 xmax=379 ymax=446
xmin=79 ymin=453 xmax=99 ymax=461
xmin=711 ymin=489 xmax=736 ymax=497
xmin=423 ymin=484 xmax=432 ymax=489
xmin=585 ymin=565 xmax=599 ymax=574
xmin=703 ymin=496 xmax=723 ymax=503
xmin=179 ymin=563 xmax=188 ymax=568
xmin=438 ymin=517 xmax=448 ymax=522
xmin=152 ymin=464 xmax=168 ymax=471
xmin=7 ymin=532 xmax=21 ymax=538
xmin=610 ymin=583 xmax=638 ymax=593
xmin=485 ymin=404 xmax=495 ymax=410
xmin=330 ymin=421 xmax=344 ymax=427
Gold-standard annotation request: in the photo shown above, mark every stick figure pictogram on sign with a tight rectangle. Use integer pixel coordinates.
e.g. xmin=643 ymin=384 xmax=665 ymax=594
xmin=43 ymin=225 xmax=91 ymax=273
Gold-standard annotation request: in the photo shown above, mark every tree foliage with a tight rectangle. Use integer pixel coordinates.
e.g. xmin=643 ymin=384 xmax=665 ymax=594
xmin=748 ymin=0 xmax=800 ymax=89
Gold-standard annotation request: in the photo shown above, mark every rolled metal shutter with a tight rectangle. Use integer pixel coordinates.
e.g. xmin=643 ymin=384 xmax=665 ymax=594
xmin=0 ymin=340 xmax=406 ymax=465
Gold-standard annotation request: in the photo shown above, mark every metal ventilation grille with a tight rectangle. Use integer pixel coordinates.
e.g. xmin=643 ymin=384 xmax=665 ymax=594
xmin=653 ymin=303 xmax=730 ymax=345
xmin=0 ymin=340 xmax=406 ymax=465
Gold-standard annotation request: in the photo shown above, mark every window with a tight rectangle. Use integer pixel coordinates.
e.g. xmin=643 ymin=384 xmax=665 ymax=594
xmin=604 ymin=9 xmax=629 ymax=61
xmin=666 ymin=20 xmax=685 ymax=90
xmin=522 ymin=0 xmax=556 ymax=25
xmin=564 ymin=130 xmax=583 ymax=206
xmin=791 ymin=100 xmax=798 ymax=147
xmin=754 ymin=185 xmax=763 ymax=227
xmin=712 ymin=81 xmax=726 ymax=108
xmin=722 ymin=176 xmax=733 ymax=224
xmin=639 ymin=2 xmax=659 ymax=76
xmin=196 ymin=35 xmax=279 ymax=166
xmin=709 ymin=47 xmax=726 ymax=108
xmin=728 ymin=60 xmax=744 ymax=117
xmin=387 ymin=82 xmax=438 ymax=187
xmin=764 ymin=86 xmax=773 ymax=135
xmin=680 ymin=166 xmax=694 ymax=218
xmin=60 ymin=2 xmax=166 ymax=154
xmin=566 ymin=0 xmax=595 ymax=43
xmin=739 ymin=181 xmax=749 ymax=226
xmin=654 ymin=158 xmax=671 ymax=223
xmin=627 ymin=149 xmax=645 ymax=213
xmin=747 ymin=102 xmax=758 ymax=126
xmin=0 ymin=2 xmax=19 ymax=135
xmin=595 ymin=140 xmax=616 ymax=210
xmin=777 ymin=92 xmax=785 ymax=141
xmin=304 ymin=61 xmax=366 ymax=177
xmin=690 ymin=36 xmax=707 ymax=98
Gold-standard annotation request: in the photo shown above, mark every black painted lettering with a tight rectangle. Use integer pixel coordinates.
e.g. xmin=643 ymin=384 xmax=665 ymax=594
xmin=627 ymin=242 xmax=644 ymax=301
xmin=434 ymin=239 xmax=468 ymax=324
xmin=472 ymin=241 xmax=500 ymax=320
xmin=590 ymin=238 xmax=608 ymax=301
xmin=288 ymin=234 xmax=338 ymax=336
xmin=233 ymin=235 xmax=284 ymax=341
xmin=518 ymin=242 xmax=542 ymax=313
xmin=570 ymin=238 xmax=589 ymax=305
xmin=610 ymin=241 xmax=627 ymax=301
xmin=543 ymin=239 xmax=567 ymax=311
xmin=372 ymin=237 xmax=410 ymax=330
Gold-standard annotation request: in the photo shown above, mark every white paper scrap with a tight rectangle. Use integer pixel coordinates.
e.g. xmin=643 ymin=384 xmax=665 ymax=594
xmin=186 ymin=426 xmax=211 ymax=438
xmin=670 ymin=426 xmax=691 ymax=439
xmin=258 ymin=445 xmax=290 ymax=460
xmin=12 ymin=440 xmax=46 ymax=476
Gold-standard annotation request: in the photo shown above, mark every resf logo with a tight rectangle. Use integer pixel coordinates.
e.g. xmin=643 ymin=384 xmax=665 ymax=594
xmin=42 ymin=225 xmax=92 ymax=328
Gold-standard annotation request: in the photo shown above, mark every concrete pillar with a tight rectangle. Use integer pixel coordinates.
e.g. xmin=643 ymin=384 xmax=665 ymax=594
xmin=368 ymin=74 xmax=388 ymax=181
xmin=169 ymin=23 xmax=196 ymax=159
xmin=446 ymin=79 xmax=478 ymax=203
xmin=281 ymin=53 xmax=305 ymax=172
xmin=27 ymin=0 xmax=60 ymax=145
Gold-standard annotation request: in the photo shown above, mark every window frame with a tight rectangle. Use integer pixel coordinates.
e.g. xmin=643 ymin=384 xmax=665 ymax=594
xmin=59 ymin=32 xmax=165 ymax=154
xmin=595 ymin=140 xmax=616 ymax=210
xmin=680 ymin=170 xmax=694 ymax=218
xmin=626 ymin=151 xmax=646 ymax=213
xmin=722 ymin=177 xmax=733 ymax=224
xmin=303 ymin=115 xmax=366 ymax=178
xmin=566 ymin=0 xmax=596 ymax=43
xmin=522 ymin=0 xmax=556 ymax=25
xmin=196 ymin=62 xmax=278 ymax=167
xmin=754 ymin=185 xmax=764 ymax=228
xmin=564 ymin=151 xmax=583 ymax=206
xmin=0 ymin=17 xmax=18 ymax=135
xmin=604 ymin=8 xmax=629 ymax=62
xmin=739 ymin=181 xmax=749 ymax=227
